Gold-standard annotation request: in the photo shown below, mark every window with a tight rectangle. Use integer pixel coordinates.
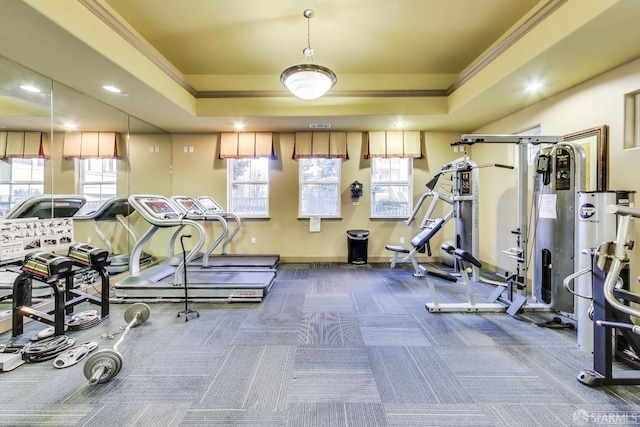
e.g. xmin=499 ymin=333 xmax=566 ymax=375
xmin=299 ymin=158 xmax=341 ymax=218
xmin=80 ymin=159 xmax=117 ymax=214
xmin=228 ymin=158 xmax=269 ymax=217
xmin=624 ymin=91 xmax=640 ymax=149
xmin=0 ymin=159 xmax=45 ymax=216
xmin=370 ymin=158 xmax=412 ymax=218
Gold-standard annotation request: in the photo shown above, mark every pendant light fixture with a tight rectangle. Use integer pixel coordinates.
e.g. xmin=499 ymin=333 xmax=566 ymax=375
xmin=280 ymin=9 xmax=337 ymax=100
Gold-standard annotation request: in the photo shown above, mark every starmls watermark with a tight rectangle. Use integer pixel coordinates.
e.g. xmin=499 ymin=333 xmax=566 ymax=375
xmin=573 ymin=408 xmax=640 ymax=425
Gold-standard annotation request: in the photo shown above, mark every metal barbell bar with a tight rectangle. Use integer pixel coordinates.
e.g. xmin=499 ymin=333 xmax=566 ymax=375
xmin=83 ymin=303 xmax=150 ymax=385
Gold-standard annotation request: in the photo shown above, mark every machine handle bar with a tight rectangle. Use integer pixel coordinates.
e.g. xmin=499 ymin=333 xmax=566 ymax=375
xmin=606 ymin=204 xmax=640 ymax=218
xmin=602 ymin=208 xmax=639 ymax=320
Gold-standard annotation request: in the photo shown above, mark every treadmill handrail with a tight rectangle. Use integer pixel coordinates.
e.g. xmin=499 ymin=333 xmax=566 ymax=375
xmin=169 ymin=195 xmax=229 ymax=264
xmin=196 ymin=195 xmax=241 ymax=255
xmin=127 ymin=195 xmax=206 ymax=280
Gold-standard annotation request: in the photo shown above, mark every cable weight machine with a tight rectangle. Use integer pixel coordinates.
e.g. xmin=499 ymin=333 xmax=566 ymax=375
xmin=452 ymin=134 xmax=563 ymax=315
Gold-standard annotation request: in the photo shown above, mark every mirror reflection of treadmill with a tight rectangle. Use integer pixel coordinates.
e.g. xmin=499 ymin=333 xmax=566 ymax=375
xmin=0 ymin=194 xmax=86 ymax=302
xmin=195 ymin=195 xmax=279 ymax=269
xmin=112 ymin=195 xmax=276 ymax=302
xmin=74 ymin=196 xmax=155 ymax=275
xmin=5 ymin=194 xmax=86 ymax=220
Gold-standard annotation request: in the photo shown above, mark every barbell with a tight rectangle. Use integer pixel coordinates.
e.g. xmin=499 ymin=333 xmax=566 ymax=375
xmin=83 ymin=302 xmax=150 ymax=385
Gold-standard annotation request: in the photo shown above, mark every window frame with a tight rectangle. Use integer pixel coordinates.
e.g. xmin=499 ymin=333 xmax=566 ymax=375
xmin=370 ymin=157 xmax=413 ymax=219
xmin=0 ymin=158 xmax=45 ymax=216
xmin=298 ymin=157 xmax=342 ymax=219
xmin=78 ymin=158 xmax=117 ymax=214
xmin=227 ymin=158 xmax=270 ymax=218
xmin=624 ymin=91 xmax=640 ymax=149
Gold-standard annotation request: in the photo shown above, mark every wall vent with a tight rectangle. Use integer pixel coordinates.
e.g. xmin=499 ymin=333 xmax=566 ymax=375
xmin=309 ymin=123 xmax=332 ymax=129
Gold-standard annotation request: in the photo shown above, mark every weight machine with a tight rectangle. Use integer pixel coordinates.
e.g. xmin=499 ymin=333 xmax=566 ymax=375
xmin=532 ymin=142 xmax=586 ymax=315
xmin=404 ymin=155 xmax=480 ymax=279
xmin=449 ymin=134 xmax=563 ymax=315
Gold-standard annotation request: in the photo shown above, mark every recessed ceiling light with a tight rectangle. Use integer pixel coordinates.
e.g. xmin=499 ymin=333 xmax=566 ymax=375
xmin=526 ymin=82 xmax=544 ymax=92
xmin=102 ymin=85 xmax=122 ymax=93
xmin=20 ymin=84 xmax=41 ymax=93
xmin=63 ymin=123 xmax=78 ymax=130
xmin=393 ymin=120 xmax=405 ymax=128
xmin=234 ymin=123 xmax=245 ymax=130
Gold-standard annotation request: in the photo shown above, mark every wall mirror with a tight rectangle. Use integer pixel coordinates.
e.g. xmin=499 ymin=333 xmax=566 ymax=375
xmin=0 ymin=54 xmax=171 ymax=331
xmin=564 ymin=125 xmax=609 ymax=191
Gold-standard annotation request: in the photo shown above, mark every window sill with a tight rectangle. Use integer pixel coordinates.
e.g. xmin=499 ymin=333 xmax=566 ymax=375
xmin=297 ymin=216 xmax=342 ymax=220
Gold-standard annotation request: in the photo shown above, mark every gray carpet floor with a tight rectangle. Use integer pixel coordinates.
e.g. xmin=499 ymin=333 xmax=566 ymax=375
xmin=1 ymin=263 xmax=640 ymax=426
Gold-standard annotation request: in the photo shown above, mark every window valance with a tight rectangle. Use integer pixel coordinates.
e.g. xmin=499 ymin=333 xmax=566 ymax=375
xmin=0 ymin=131 xmax=50 ymax=159
xmin=63 ymin=132 xmax=123 ymax=159
xmin=292 ymin=132 xmax=348 ymax=159
xmin=365 ymin=131 xmax=422 ymax=159
xmin=219 ymin=132 xmax=276 ymax=159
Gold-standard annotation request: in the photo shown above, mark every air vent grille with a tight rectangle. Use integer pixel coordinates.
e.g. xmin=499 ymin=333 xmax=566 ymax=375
xmin=309 ymin=123 xmax=332 ymax=129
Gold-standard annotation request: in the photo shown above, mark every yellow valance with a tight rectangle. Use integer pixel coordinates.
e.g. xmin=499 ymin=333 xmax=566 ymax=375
xmin=293 ymin=132 xmax=348 ymax=159
xmin=0 ymin=131 xmax=50 ymax=159
xmin=219 ymin=132 xmax=276 ymax=159
xmin=63 ymin=132 xmax=123 ymax=159
xmin=365 ymin=131 xmax=422 ymax=159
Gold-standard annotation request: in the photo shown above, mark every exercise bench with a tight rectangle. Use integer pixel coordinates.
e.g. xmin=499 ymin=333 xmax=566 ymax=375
xmin=425 ymin=243 xmax=505 ymax=313
xmin=385 ymin=218 xmax=445 ymax=277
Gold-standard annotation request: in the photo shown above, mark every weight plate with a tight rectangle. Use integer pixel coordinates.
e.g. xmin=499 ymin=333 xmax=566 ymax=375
xmin=124 ymin=303 xmax=151 ymax=326
xmin=25 ymin=337 xmax=77 ymax=362
xmin=83 ymin=349 xmax=123 ymax=384
xmin=53 ymin=341 xmax=97 ymax=369
xmin=30 ymin=325 xmax=69 ymax=341
xmin=67 ymin=310 xmax=101 ymax=330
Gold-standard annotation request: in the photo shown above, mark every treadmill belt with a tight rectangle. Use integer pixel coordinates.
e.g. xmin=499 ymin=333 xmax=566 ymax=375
xmin=202 ymin=255 xmax=279 ymax=269
xmin=169 ymin=270 xmax=276 ymax=286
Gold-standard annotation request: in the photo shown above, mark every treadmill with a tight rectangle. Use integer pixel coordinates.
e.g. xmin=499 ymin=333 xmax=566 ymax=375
xmin=0 ymin=194 xmax=86 ymax=300
xmin=74 ymin=196 xmax=154 ymax=274
xmin=195 ymin=195 xmax=279 ymax=269
xmin=113 ymin=195 xmax=276 ymax=302
xmin=167 ymin=195 xmax=228 ymax=268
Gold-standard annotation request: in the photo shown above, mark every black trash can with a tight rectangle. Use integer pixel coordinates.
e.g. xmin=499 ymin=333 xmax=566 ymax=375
xmin=347 ymin=229 xmax=369 ymax=265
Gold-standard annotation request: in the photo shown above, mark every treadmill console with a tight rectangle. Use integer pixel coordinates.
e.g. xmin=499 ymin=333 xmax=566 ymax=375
xmin=172 ymin=197 xmax=203 ymax=215
xmin=138 ymin=197 xmax=182 ymax=220
xmin=197 ymin=196 xmax=224 ymax=214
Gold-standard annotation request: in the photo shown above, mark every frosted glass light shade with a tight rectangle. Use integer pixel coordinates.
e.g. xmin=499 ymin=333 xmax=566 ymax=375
xmin=280 ymin=64 xmax=337 ymax=100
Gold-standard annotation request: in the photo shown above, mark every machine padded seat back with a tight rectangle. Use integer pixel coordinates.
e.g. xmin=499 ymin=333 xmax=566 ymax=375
xmin=410 ymin=218 xmax=445 ymax=249
xmin=386 ymin=217 xmax=446 ymax=277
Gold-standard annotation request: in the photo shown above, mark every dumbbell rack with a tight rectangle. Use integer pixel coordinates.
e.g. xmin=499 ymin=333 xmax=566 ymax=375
xmin=12 ymin=244 xmax=110 ymax=338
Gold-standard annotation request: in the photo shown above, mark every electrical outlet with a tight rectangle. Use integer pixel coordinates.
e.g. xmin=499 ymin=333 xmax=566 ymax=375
xmin=400 ymin=237 xmax=405 ymax=244
xmin=149 ymin=146 xmax=154 ymax=153
xmin=87 ymin=237 xmax=92 ymax=244
xmin=154 ymin=146 xmax=160 ymax=152
xmin=251 ymin=237 xmax=256 ymax=244
xmin=183 ymin=146 xmax=188 ymax=152
xmin=189 ymin=147 xmax=194 ymax=153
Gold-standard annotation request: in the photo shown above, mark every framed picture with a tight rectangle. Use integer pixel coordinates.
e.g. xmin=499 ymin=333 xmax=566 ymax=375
xmin=564 ymin=125 xmax=608 ymax=191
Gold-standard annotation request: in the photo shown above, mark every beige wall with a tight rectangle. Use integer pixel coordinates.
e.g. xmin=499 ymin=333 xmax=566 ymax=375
xmin=167 ymin=131 xmax=462 ymax=262
xmin=66 ymin=130 xmax=461 ymax=263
